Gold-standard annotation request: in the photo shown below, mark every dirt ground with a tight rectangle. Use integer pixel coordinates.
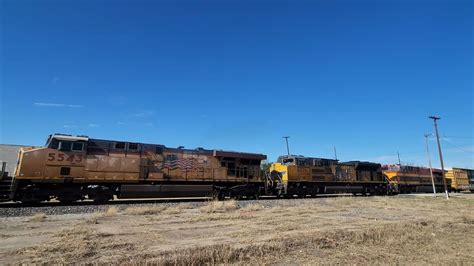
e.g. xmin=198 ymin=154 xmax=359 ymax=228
xmin=1 ymin=194 xmax=473 ymax=265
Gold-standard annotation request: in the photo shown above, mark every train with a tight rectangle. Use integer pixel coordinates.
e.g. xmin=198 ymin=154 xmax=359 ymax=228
xmin=0 ymin=133 xmax=472 ymax=204
xmin=0 ymin=133 xmax=394 ymax=203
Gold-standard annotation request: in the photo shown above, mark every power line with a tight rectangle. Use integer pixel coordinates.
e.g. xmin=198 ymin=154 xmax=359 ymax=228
xmin=442 ymin=135 xmax=474 ymax=139
xmin=442 ymin=139 xmax=474 ymax=154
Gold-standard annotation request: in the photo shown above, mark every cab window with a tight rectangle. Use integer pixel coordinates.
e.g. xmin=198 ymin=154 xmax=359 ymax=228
xmin=59 ymin=141 xmax=84 ymax=152
xmin=59 ymin=141 xmax=72 ymax=151
xmin=72 ymin=142 xmax=84 ymax=151
xmin=297 ymin=158 xmax=309 ymax=166
xmin=115 ymin=142 xmax=126 ymax=149
xmin=128 ymin=143 xmax=139 ymax=150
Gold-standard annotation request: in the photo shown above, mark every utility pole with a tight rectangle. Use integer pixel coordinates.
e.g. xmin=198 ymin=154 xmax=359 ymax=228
xmin=397 ymin=151 xmax=401 ymax=165
xmin=283 ymin=136 xmax=290 ymax=156
xmin=424 ymin=134 xmax=437 ymax=197
xmin=333 ymin=146 xmax=338 ymax=160
xmin=429 ymin=116 xmax=449 ymax=200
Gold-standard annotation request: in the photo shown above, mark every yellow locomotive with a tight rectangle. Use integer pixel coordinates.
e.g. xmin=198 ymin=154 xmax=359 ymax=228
xmin=10 ymin=134 xmax=266 ymax=203
xmin=267 ymin=155 xmax=390 ymax=197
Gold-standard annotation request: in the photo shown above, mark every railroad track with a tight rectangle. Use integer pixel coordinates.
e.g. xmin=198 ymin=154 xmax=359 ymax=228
xmin=0 ymin=197 xmax=212 ymax=208
xmin=0 ymin=193 xmax=371 ymax=208
xmin=0 ymin=194 xmax=367 ymax=217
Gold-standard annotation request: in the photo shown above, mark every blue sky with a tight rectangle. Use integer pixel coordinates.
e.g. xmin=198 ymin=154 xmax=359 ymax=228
xmin=1 ymin=0 xmax=473 ymax=168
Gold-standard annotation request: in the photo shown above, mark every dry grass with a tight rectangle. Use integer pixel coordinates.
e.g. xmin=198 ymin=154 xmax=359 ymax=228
xmin=125 ymin=205 xmax=167 ymax=215
xmin=164 ymin=203 xmax=194 ymax=214
xmin=104 ymin=207 xmax=118 ymax=216
xmin=84 ymin=207 xmax=119 ymax=224
xmin=192 ymin=213 xmax=256 ymax=222
xmin=18 ymin=225 xmax=135 ymax=263
xmin=162 ymin=206 xmax=182 ymax=215
xmin=176 ymin=203 xmax=193 ymax=209
xmin=28 ymin=212 xmax=47 ymax=222
xmin=199 ymin=200 xmax=237 ymax=213
xmin=240 ymin=203 xmax=263 ymax=212
xmin=85 ymin=212 xmax=102 ymax=224
xmin=125 ymin=204 xmax=192 ymax=215
xmin=149 ymin=219 xmax=473 ymax=265
xmin=6 ymin=194 xmax=474 ymax=265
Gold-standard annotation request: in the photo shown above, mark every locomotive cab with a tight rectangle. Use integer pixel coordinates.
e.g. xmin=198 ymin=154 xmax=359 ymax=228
xmin=46 ymin=134 xmax=88 ymax=152
xmin=15 ymin=134 xmax=89 ymax=181
xmin=278 ymin=156 xmax=296 ymax=166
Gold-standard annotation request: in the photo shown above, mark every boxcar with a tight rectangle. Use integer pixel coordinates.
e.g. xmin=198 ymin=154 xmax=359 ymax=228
xmin=446 ymin=168 xmax=471 ymax=192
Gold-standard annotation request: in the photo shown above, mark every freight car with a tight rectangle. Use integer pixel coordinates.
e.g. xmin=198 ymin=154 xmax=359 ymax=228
xmin=469 ymin=169 xmax=474 ymax=193
xmin=266 ymin=155 xmax=391 ymax=197
xmin=446 ymin=167 xmax=474 ymax=192
xmin=446 ymin=168 xmax=473 ymax=193
xmin=3 ymin=134 xmax=266 ymax=203
xmin=382 ymin=164 xmax=448 ymax=193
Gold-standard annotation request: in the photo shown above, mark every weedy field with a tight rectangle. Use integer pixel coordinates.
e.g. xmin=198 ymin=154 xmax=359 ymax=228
xmin=1 ymin=194 xmax=473 ymax=265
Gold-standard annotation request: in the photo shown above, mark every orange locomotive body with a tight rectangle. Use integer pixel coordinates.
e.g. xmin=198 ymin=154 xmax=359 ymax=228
xmin=11 ymin=134 xmax=266 ymax=203
xmin=382 ymin=164 xmax=448 ymax=193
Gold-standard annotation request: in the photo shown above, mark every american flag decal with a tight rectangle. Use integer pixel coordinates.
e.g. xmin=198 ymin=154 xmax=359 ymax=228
xmin=163 ymin=155 xmax=194 ymax=170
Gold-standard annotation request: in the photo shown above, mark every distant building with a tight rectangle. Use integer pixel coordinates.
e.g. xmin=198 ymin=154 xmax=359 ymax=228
xmin=0 ymin=144 xmax=31 ymax=176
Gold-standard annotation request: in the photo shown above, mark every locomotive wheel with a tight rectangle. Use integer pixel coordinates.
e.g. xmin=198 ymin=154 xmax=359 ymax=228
xmin=92 ymin=194 xmax=112 ymax=203
xmin=19 ymin=192 xmax=44 ymax=205
xmin=232 ymin=194 xmax=242 ymax=200
xmin=212 ymin=190 xmax=225 ymax=201
xmin=88 ymin=186 xmax=113 ymax=203
xmin=20 ymin=197 xmax=42 ymax=205
xmin=298 ymin=187 xmax=307 ymax=198
xmin=57 ymin=194 xmax=81 ymax=204
xmin=248 ymin=193 xmax=259 ymax=200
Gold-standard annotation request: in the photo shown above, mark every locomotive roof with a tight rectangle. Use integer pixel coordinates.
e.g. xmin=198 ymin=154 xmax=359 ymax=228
xmin=49 ymin=134 xmax=266 ymax=160
xmin=277 ymin=155 xmax=338 ymax=162
xmin=341 ymin=161 xmax=381 ymax=166
xmin=451 ymin=167 xmax=474 ymax=171
xmin=49 ymin=133 xmax=89 ymax=142
xmin=382 ymin=164 xmax=444 ymax=172
xmin=90 ymin=138 xmax=266 ymax=160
